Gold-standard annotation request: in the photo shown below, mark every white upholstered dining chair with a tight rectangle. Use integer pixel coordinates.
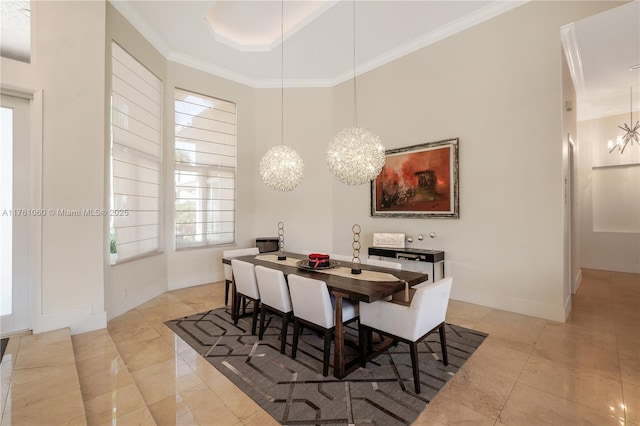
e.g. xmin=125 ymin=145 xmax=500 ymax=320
xmin=222 ymin=247 xmax=260 ymax=306
xmin=254 ymin=265 xmax=293 ymax=354
xmin=358 ymin=277 xmax=453 ymax=394
xmin=230 ymin=259 xmax=261 ymax=335
xmin=287 ymin=274 xmax=359 ymax=376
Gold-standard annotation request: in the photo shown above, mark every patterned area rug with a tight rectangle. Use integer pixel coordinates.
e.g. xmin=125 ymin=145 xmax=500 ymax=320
xmin=165 ymin=308 xmax=487 ymax=425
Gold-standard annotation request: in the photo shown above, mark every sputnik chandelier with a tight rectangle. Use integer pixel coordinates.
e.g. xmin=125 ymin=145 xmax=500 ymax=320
xmin=259 ymin=0 xmax=305 ymax=191
xmin=326 ymin=0 xmax=385 ymax=185
xmin=608 ymin=87 xmax=639 ymax=154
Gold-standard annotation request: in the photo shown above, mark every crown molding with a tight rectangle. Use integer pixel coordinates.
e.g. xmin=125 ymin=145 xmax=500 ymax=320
xmin=166 ymin=50 xmax=335 ymax=89
xmin=330 ymin=0 xmax=531 ymax=86
xmin=108 ymin=0 xmax=172 ymax=58
xmin=110 ymin=0 xmax=530 ymax=89
xmin=561 ymin=23 xmax=586 ymax=99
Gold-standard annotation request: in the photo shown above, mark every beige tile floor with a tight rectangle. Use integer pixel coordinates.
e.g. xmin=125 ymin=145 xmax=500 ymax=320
xmin=1 ymin=268 xmax=638 ymax=425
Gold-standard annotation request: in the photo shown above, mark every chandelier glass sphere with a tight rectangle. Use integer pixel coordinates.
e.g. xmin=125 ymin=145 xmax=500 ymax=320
xmin=259 ymin=145 xmax=305 ymax=191
xmin=326 ymin=127 xmax=386 ymax=185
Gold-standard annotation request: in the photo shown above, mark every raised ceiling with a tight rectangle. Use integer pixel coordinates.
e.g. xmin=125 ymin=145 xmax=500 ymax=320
xmin=2 ymin=1 xmax=637 ymax=121
xmin=111 ymin=0 xmax=639 ymax=121
xmin=111 ymin=0 xmax=524 ymax=87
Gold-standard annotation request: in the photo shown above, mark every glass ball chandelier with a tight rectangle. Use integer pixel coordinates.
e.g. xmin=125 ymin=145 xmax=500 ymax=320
xmin=327 ymin=127 xmax=385 ymax=185
xmin=260 ymin=146 xmax=305 ymax=191
xmin=259 ymin=0 xmax=304 ymax=191
xmin=326 ymin=0 xmax=385 ymax=185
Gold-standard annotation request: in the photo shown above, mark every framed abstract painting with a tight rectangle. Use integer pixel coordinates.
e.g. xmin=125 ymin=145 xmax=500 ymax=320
xmin=371 ymin=138 xmax=459 ymax=218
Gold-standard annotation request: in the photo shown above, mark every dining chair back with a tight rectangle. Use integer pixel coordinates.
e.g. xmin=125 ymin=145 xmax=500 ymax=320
xmin=288 ymin=274 xmax=335 ymax=328
xmin=255 ymin=265 xmax=293 ymax=354
xmin=359 ymin=277 xmax=453 ymax=393
xmin=287 ymin=273 xmax=358 ymax=376
xmin=230 ymin=259 xmax=261 ymax=334
xmin=222 ymin=247 xmax=259 ymax=305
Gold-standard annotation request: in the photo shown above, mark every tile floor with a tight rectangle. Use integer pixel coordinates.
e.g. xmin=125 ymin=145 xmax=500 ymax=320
xmin=1 ymin=269 xmax=638 ymax=425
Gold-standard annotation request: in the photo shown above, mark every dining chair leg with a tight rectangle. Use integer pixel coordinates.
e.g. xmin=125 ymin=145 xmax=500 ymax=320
xmin=233 ymin=293 xmax=240 ymax=325
xmin=358 ymin=324 xmax=368 ymax=367
xmin=224 ymin=280 xmax=231 ymax=306
xmin=322 ymin=329 xmax=332 ymax=377
xmin=439 ymin=324 xmax=448 ymax=366
xmin=251 ymin=300 xmax=260 ymax=336
xmin=280 ymin=313 xmax=289 ymax=354
xmin=409 ymin=342 xmax=421 ymax=394
xmin=258 ymin=305 xmax=267 ymax=340
xmin=291 ymin=319 xmax=300 ymax=359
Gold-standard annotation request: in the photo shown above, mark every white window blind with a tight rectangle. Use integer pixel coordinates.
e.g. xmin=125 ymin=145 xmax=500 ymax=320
xmin=110 ymin=42 xmax=162 ymax=262
xmin=174 ymin=88 xmax=236 ymax=249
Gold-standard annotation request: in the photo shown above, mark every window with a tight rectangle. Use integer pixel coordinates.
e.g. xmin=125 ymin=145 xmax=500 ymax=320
xmin=174 ymin=88 xmax=236 ymax=249
xmin=110 ymin=42 xmax=162 ymax=263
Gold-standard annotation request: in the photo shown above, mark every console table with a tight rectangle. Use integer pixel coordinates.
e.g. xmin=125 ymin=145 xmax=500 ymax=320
xmin=368 ymin=247 xmax=445 ymax=283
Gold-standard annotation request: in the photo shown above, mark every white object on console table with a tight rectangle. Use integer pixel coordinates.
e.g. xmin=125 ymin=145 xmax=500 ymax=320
xmin=372 ymin=232 xmax=405 ymax=248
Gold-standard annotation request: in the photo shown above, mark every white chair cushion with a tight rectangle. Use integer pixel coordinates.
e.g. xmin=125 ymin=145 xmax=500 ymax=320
xmin=223 ymin=247 xmax=260 ymax=281
xmin=255 ymin=265 xmax=292 ymax=313
xmin=330 ymin=295 xmax=359 ymax=322
xmin=288 ymin=274 xmax=357 ymax=329
xmin=360 ymin=277 xmax=452 ymax=342
xmin=231 ymin=259 xmax=260 ymax=300
xmin=288 ymin=274 xmax=334 ymax=328
xmin=223 ymin=263 xmax=233 ymax=281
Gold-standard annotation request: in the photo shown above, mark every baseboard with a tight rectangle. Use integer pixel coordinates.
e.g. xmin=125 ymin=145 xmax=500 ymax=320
xmin=563 ymin=295 xmax=572 ymax=322
xmin=580 ymin=260 xmax=640 ymax=274
xmin=451 ymin=287 xmax=566 ymax=323
xmin=572 ymin=269 xmax=582 ymax=294
xmin=106 ymin=282 xmax=165 ymax=321
xmin=168 ymin=272 xmax=222 ymax=291
xmin=38 ymin=306 xmax=107 ymax=335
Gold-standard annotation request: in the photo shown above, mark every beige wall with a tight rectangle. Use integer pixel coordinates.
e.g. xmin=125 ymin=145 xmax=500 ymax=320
xmin=325 ymin=0 xmax=621 ymax=321
xmin=253 ymin=88 xmax=335 ymax=254
xmin=578 ymin=112 xmax=640 ymax=274
xmin=0 ymin=1 xmax=107 ymax=333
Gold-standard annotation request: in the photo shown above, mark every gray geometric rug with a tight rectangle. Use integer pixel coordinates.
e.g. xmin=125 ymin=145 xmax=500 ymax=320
xmin=165 ymin=307 xmax=487 ymax=425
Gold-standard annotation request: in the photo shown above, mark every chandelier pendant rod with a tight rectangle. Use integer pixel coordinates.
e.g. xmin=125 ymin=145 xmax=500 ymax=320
xmin=352 ymin=0 xmax=358 ymax=127
xmin=281 ymin=0 xmax=284 ymax=146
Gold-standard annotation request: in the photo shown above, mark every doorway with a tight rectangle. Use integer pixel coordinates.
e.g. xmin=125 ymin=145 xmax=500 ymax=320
xmin=1 ymin=94 xmax=31 ymax=335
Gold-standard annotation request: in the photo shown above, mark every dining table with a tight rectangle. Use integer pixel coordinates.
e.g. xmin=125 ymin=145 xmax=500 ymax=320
xmin=222 ymin=251 xmax=428 ymax=379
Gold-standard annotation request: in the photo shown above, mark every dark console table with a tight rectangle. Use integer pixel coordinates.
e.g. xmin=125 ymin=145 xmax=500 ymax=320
xmin=368 ymin=247 xmax=445 ymax=283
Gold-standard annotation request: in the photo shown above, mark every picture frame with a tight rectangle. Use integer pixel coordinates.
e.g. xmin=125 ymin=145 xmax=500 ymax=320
xmin=371 ymin=138 xmax=459 ymax=218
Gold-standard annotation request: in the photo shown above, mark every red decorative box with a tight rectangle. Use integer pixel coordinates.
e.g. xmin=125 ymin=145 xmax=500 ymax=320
xmin=308 ymin=253 xmax=330 ymax=268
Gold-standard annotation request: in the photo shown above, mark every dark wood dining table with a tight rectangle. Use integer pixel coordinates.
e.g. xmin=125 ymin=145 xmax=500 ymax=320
xmin=222 ymin=251 xmax=428 ymax=379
